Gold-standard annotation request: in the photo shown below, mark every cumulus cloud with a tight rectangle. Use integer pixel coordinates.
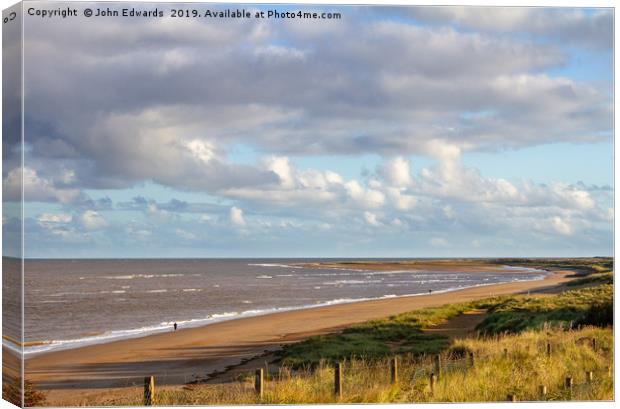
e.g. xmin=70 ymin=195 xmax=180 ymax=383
xmin=364 ymin=211 xmax=381 ymax=226
xmin=37 ymin=213 xmax=72 ymax=227
xmin=20 ymin=5 xmax=611 ymax=194
xmin=4 ymin=167 xmax=81 ymax=203
xmin=380 ymin=157 xmax=413 ymax=187
xmin=551 ymin=216 xmax=573 ymax=236
xmin=10 ymin=5 xmax=612 ymax=257
xmin=80 ymin=210 xmax=108 ymax=230
xmin=230 ymin=206 xmax=246 ymax=227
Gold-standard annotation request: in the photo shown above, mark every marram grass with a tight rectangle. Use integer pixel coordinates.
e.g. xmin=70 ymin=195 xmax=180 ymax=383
xmin=106 ymin=326 xmax=612 ymax=405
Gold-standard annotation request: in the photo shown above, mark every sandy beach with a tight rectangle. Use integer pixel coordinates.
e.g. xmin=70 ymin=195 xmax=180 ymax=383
xmin=20 ymin=267 xmax=573 ymax=404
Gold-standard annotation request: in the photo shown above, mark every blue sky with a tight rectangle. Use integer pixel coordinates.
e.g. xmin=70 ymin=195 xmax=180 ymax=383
xmin=2 ymin=3 xmax=613 ymax=258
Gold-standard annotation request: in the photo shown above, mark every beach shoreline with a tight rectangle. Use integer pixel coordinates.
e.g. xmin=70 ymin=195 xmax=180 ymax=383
xmin=13 ymin=262 xmax=548 ymax=357
xmin=20 ymin=266 xmax=574 ymax=404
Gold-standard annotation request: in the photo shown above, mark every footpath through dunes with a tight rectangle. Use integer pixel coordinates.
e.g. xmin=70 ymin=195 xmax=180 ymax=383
xmin=25 ymin=269 xmax=572 ymax=399
xmin=423 ymin=309 xmax=488 ymax=340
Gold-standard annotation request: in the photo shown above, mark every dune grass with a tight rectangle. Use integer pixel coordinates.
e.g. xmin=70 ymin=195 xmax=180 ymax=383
xmin=98 ymin=284 xmax=613 ymax=405
xmin=567 ymin=272 xmax=613 ymax=286
xmin=492 ymin=257 xmax=613 ymax=275
xmin=104 ymin=326 xmax=612 ymax=405
xmin=422 ymin=326 xmax=613 ymax=402
xmin=476 ymin=284 xmax=612 ymax=335
xmin=277 ymin=297 xmax=504 ymax=368
xmin=277 ymin=285 xmax=612 ymax=368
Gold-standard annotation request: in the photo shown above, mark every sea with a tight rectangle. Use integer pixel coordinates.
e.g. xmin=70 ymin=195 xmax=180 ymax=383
xmin=13 ymin=259 xmax=547 ymax=355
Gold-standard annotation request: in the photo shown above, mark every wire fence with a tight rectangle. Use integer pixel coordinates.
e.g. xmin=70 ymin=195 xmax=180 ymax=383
xmin=140 ymin=334 xmax=612 ymax=405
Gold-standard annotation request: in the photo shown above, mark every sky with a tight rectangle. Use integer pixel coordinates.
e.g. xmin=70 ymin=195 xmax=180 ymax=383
xmin=2 ymin=2 xmax=614 ymax=258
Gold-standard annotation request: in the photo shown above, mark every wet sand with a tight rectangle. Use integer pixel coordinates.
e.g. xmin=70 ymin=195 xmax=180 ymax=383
xmin=21 ymin=268 xmax=573 ymax=405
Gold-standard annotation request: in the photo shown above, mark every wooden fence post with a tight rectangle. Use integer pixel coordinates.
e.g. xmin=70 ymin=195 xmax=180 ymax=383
xmin=255 ymin=368 xmax=264 ymax=399
xmin=507 ymin=394 xmax=516 ymax=401
xmin=144 ymin=376 xmax=155 ymax=406
xmin=546 ymin=342 xmax=551 ymax=357
xmin=591 ymin=338 xmax=597 ymax=351
xmin=390 ymin=357 xmax=398 ymax=384
xmin=334 ymin=362 xmax=343 ymax=399
xmin=434 ymin=354 xmax=442 ymax=379
xmin=586 ymin=371 xmax=593 ymax=383
xmin=429 ymin=373 xmax=436 ymax=394
xmin=538 ymin=385 xmax=547 ymax=398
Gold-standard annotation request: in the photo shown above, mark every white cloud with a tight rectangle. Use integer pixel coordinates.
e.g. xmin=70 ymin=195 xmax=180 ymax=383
xmin=408 ymin=8 xmax=612 ymax=50
xmin=344 ymin=180 xmax=386 ymax=209
xmin=37 ymin=213 xmax=72 ymax=224
xmin=15 ymin=8 xmax=611 ymax=257
xmin=386 ymin=188 xmax=417 ymax=211
xmin=380 ymin=157 xmax=413 ymax=187
xmin=80 ymin=210 xmax=108 ymax=230
xmin=551 ymin=216 xmax=573 ymax=235
xmin=364 ymin=211 xmax=381 ymax=226
xmin=230 ymin=206 xmax=246 ymax=227
xmin=185 ymin=139 xmax=217 ymax=165
xmin=146 ymin=202 xmax=172 ymax=221
xmin=4 ymin=167 xmax=81 ymax=203
xmin=37 ymin=213 xmax=73 ymax=228
xmin=200 ymin=214 xmax=213 ymax=223
xmin=263 ymin=156 xmax=295 ymax=188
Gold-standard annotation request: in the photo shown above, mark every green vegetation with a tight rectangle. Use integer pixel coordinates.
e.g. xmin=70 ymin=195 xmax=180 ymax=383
xmin=277 ymin=284 xmax=612 ymax=368
xmin=106 ymin=326 xmax=613 ymax=405
xmin=476 ymin=284 xmax=613 ymax=335
xmin=567 ymin=272 xmax=613 ymax=286
xmin=430 ymin=326 xmax=612 ymax=402
xmin=494 ymin=257 xmax=613 ymax=276
xmin=277 ymin=297 xmax=503 ymax=368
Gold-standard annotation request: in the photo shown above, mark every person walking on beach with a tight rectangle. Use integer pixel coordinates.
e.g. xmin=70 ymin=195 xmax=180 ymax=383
xmin=173 ymin=322 xmax=178 ymax=331
xmin=428 ymin=289 xmax=432 ymax=295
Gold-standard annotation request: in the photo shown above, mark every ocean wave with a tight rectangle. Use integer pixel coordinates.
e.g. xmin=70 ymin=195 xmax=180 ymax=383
xmin=322 ymin=279 xmax=383 ymax=285
xmin=22 ymin=272 xmax=549 ymax=356
xmin=248 ymin=263 xmax=303 ymax=269
xmin=102 ymin=273 xmax=185 ymax=280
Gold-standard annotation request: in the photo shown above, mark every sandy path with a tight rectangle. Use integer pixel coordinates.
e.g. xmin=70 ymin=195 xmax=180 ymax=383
xmin=22 ymin=269 xmax=571 ymax=398
xmin=423 ymin=309 xmax=488 ymax=340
